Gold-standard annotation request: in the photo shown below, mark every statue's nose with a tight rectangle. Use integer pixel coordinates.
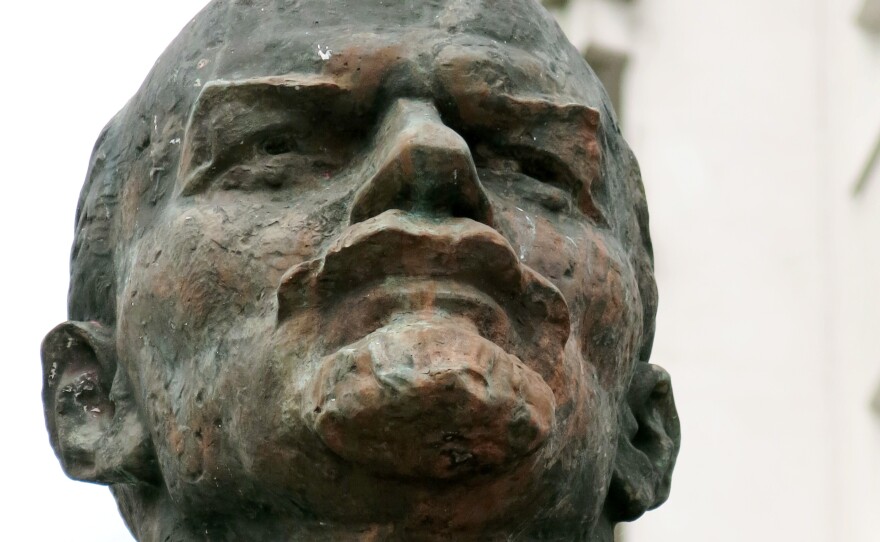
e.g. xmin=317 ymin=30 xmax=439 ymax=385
xmin=349 ymin=99 xmax=493 ymax=226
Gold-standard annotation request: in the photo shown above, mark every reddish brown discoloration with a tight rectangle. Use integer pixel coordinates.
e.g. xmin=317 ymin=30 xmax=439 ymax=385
xmin=324 ymin=42 xmax=405 ymax=105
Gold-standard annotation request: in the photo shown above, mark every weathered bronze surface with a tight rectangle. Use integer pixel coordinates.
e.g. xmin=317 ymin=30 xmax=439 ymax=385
xmin=41 ymin=1 xmax=680 ymax=540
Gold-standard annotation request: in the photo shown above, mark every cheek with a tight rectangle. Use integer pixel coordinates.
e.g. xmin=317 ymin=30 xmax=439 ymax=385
xmin=492 ymin=206 xmax=576 ymax=282
xmin=575 ymin=233 xmax=643 ymax=391
xmin=495 ymin=209 xmax=642 ymax=390
xmin=116 ymin=210 xmax=264 ymax=491
xmin=125 ymin=215 xmax=257 ymax=339
xmin=123 ymin=204 xmax=323 ymax=342
xmin=116 ymin=204 xmax=325 ymax=505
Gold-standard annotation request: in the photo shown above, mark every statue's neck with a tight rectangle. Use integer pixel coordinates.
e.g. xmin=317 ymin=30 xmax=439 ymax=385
xmin=113 ymin=485 xmax=617 ymax=542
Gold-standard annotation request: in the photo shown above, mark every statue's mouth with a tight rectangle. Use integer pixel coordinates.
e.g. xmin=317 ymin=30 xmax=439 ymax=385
xmin=276 ymin=210 xmax=570 ymax=479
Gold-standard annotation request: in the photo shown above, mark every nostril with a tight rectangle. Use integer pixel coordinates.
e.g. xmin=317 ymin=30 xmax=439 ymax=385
xmin=349 ymin=164 xmax=495 ymax=227
xmin=450 ymin=199 xmax=488 ymax=223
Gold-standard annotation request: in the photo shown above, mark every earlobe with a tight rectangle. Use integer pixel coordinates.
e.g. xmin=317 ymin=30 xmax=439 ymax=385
xmin=605 ymin=362 xmax=681 ymax=523
xmin=41 ymin=321 xmax=159 ymax=486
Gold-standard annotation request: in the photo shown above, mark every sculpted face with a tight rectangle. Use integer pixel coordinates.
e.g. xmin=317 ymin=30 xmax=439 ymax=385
xmin=41 ymin=1 xmax=679 ymax=540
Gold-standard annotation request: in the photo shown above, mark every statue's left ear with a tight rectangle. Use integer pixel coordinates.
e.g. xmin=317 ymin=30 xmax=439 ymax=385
xmin=41 ymin=321 xmax=159 ymax=486
xmin=605 ymin=362 xmax=681 ymax=523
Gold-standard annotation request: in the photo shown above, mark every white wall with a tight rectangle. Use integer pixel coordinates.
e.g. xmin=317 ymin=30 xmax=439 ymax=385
xmin=549 ymin=0 xmax=880 ymax=540
xmin=824 ymin=0 xmax=880 ymax=540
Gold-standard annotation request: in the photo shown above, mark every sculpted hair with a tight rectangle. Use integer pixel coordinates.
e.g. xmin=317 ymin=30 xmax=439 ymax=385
xmin=68 ymin=0 xmax=657 ymax=360
xmin=69 ymin=1 xmax=227 ymax=325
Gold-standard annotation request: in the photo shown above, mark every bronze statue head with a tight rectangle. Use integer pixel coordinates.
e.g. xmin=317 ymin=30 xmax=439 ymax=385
xmin=41 ymin=1 xmax=679 ymax=540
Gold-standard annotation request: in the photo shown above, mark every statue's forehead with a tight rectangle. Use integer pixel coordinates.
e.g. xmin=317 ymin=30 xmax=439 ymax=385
xmin=223 ymin=38 xmax=563 ymax=99
xmin=131 ymin=0 xmax=594 ymax=131
xmin=203 ymin=0 xmax=560 ymax=49
xmin=164 ymin=0 xmax=580 ymax=93
xmin=208 ymin=27 xmax=578 ymax=98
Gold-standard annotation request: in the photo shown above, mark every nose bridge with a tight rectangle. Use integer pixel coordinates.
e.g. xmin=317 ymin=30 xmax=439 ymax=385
xmin=349 ymin=99 xmax=493 ymax=225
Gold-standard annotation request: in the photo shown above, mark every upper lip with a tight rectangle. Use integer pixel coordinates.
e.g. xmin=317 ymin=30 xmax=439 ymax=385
xmin=276 ymin=209 xmax=570 ymax=357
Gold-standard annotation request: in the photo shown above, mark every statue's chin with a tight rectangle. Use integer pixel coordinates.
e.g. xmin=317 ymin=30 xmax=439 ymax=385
xmin=306 ymin=314 xmax=556 ymax=480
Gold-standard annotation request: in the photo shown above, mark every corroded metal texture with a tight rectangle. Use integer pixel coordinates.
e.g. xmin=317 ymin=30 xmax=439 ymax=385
xmin=41 ymin=1 xmax=679 ymax=540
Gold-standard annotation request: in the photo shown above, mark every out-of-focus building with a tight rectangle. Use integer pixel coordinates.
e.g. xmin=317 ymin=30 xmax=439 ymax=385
xmin=544 ymin=0 xmax=880 ymax=540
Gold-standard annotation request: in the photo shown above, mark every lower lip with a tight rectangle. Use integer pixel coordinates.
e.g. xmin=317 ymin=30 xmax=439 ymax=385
xmin=305 ymin=316 xmax=556 ymax=480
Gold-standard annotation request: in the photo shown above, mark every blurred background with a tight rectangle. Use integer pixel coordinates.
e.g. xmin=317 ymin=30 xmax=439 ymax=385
xmin=1 ymin=1 xmax=878 ymax=540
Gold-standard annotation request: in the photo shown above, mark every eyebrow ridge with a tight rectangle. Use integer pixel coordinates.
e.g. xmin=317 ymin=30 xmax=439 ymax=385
xmin=177 ymin=74 xmax=354 ymax=196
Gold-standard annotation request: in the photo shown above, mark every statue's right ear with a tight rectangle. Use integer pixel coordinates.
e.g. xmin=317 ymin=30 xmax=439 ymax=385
xmin=41 ymin=321 xmax=159 ymax=486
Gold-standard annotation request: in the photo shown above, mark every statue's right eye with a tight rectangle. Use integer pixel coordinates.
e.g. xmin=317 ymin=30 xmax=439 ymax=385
xmin=260 ymin=135 xmax=297 ymax=156
xmin=180 ymin=122 xmax=361 ymax=195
